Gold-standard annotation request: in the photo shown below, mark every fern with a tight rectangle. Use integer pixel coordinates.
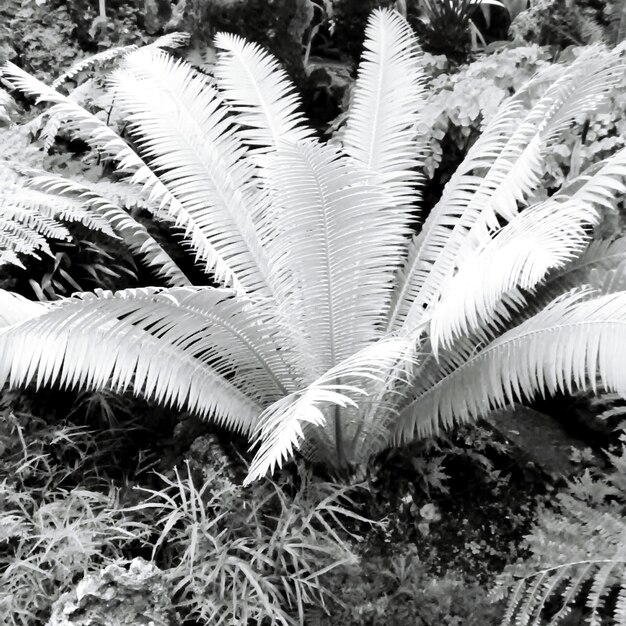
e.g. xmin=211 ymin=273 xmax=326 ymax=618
xmin=2 ymin=10 xmax=626 ymax=482
xmin=0 ymin=142 xmax=116 ymax=269
xmin=492 ymin=440 xmax=626 ymax=625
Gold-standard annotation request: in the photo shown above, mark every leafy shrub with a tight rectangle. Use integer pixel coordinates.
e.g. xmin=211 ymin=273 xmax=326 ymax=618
xmin=2 ymin=10 xmax=626 ymax=486
xmin=419 ymin=43 xmax=550 ymax=178
xmin=0 ymin=395 xmax=360 ymax=625
xmin=321 ymin=545 xmax=502 ymax=625
xmin=0 ymin=0 xmax=81 ymax=82
xmin=509 ymin=0 xmax=610 ymax=47
xmin=492 ymin=438 xmax=626 ymax=625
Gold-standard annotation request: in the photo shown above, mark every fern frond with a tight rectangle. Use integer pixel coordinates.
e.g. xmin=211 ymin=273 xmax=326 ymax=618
xmin=112 ymin=49 xmax=272 ymax=296
xmin=146 ymin=32 xmax=190 ymax=50
xmin=386 ymin=93 xmax=529 ymax=332
xmin=494 ymin=445 xmax=626 ymax=626
xmin=214 ymin=33 xmax=315 ymax=151
xmin=2 ymin=63 xmax=243 ymax=291
xmin=28 ymin=173 xmax=190 ymax=287
xmin=342 ymin=8 xmax=427 ymax=210
xmin=430 ymin=146 xmax=626 ymax=351
xmin=389 ymin=47 xmax=622 ymax=334
xmin=395 ymin=288 xmax=626 ymax=442
xmin=0 ymin=290 xmax=47 ymax=326
xmin=260 ymin=140 xmax=411 ymax=375
xmin=51 ymin=32 xmax=189 ymax=90
xmin=0 ymin=287 xmax=262 ymax=433
xmin=0 ymin=161 xmax=119 ymax=268
xmin=552 ymin=235 xmax=626 ymax=283
xmin=52 ymin=45 xmax=138 ymax=90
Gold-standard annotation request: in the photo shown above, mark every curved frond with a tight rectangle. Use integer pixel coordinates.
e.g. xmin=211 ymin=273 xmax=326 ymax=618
xmin=0 ymin=287 xmax=262 ymax=433
xmin=214 ymin=33 xmax=314 ymax=151
xmin=28 ymin=173 xmax=191 ymax=287
xmin=389 ymin=47 xmax=622 ymax=334
xmin=0 ymin=163 xmax=116 ymax=268
xmin=342 ymin=8 xmax=427 ymax=210
xmin=52 ymin=45 xmax=138 ymax=90
xmin=0 ymin=290 xmax=47 ymax=326
xmin=395 ymin=288 xmax=626 ymax=442
xmin=50 ymin=33 xmax=189 ymax=90
xmin=1 ymin=62 xmax=243 ymax=292
xmin=112 ymin=49 xmax=272 ymax=297
xmin=566 ymin=235 xmax=626 ymax=277
xmin=493 ymin=451 xmax=626 ymax=626
xmin=387 ymin=94 xmax=529 ymax=332
xmin=430 ymin=146 xmax=626 ymax=351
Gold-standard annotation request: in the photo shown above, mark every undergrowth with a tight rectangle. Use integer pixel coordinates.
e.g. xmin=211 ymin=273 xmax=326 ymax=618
xmin=0 ymin=396 xmax=364 ymax=625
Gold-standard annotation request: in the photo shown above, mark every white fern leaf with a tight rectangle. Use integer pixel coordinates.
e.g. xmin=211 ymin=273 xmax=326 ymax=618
xmin=0 ymin=288 xmax=262 ymax=432
xmin=113 ymin=49 xmax=272 ymax=296
xmin=28 ymin=173 xmax=191 ymax=287
xmin=0 ymin=290 xmax=47 ymax=326
xmin=395 ymin=288 xmax=626 ymax=442
xmin=386 ymin=94 xmax=529 ymax=332
xmin=261 ymin=140 xmax=411 ymax=375
xmin=430 ymin=146 xmax=626 ymax=351
xmin=390 ymin=47 xmax=622 ymax=334
xmin=50 ymin=34 xmax=189 ymax=90
xmin=52 ymin=45 xmax=138 ymax=89
xmin=342 ymin=8 xmax=427 ymax=210
xmin=2 ymin=62 xmax=242 ymax=291
xmin=214 ymin=32 xmax=315 ymax=151
xmin=146 ymin=32 xmax=190 ymax=50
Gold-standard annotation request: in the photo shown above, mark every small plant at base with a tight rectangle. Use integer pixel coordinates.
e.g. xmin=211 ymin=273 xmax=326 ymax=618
xmin=126 ymin=463 xmax=364 ymax=625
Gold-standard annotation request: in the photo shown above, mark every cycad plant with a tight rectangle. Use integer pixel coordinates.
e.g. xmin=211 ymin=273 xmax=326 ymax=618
xmin=2 ymin=9 xmax=626 ymax=483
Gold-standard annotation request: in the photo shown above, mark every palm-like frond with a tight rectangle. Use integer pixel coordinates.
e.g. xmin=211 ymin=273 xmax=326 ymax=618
xmin=51 ymin=45 xmax=138 ymax=90
xmin=214 ymin=33 xmax=314 ymax=151
xmin=246 ymin=336 xmax=416 ymax=483
xmin=0 ymin=164 xmax=115 ymax=268
xmin=112 ymin=49 xmax=272 ymax=297
xmin=395 ymin=289 xmax=626 ymax=442
xmin=27 ymin=173 xmax=190 ymax=287
xmin=342 ymin=8 xmax=427 ymax=210
xmin=50 ymin=32 xmax=189 ymax=90
xmin=0 ymin=287 xmax=261 ymax=432
xmin=260 ymin=140 xmax=411 ymax=374
xmin=389 ymin=48 xmax=622 ymax=334
xmin=1 ymin=62 xmax=242 ymax=291
xmin=430 ymin=146 xmax=626 ymax=351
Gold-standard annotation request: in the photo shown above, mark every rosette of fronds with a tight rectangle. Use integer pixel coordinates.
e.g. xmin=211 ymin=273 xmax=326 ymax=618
xmin=492 ymin=440 xmax=626 ymax=625
xmin=1 ymin=11 xmax=626 ymax=484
